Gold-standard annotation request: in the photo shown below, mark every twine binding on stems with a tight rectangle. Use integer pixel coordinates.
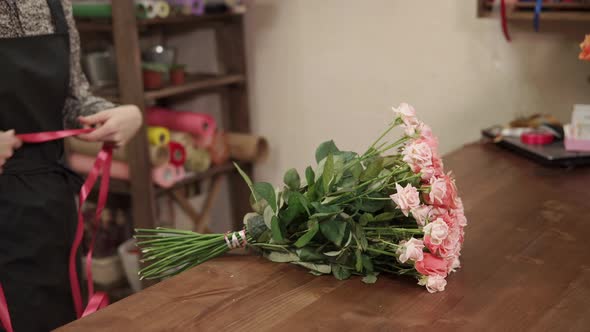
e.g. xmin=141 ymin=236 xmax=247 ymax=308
xmin=224 ymin=230 xmax=248 ymax=249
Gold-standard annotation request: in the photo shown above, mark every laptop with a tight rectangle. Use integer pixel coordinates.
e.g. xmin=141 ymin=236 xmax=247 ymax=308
xmin=481 ymin=128 xmax=590 ymax=167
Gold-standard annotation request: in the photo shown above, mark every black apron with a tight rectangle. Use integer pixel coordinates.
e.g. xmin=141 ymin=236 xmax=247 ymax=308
xmin=0 ymin=1 xmax=81 ymax=330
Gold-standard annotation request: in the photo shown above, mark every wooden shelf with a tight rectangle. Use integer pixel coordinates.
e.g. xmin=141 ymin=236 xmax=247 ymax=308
xmin=92 ymin=73 xmax=245 ymax=102
xmin=479 ymin=0 xmax=590 ymax=21
xmin=96 ymin=161 xmax=246 ymax=196
xmin=76 ymin=13 xmax=240 ymax=32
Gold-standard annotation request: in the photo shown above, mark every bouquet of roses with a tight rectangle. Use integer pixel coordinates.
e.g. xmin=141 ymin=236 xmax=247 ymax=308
xmin=135 ymin=103 xmax=467 ymax=293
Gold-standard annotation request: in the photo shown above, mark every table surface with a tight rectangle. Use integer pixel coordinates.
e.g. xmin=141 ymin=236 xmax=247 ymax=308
xmin=58 ymin=142 xmax=590 ymax=332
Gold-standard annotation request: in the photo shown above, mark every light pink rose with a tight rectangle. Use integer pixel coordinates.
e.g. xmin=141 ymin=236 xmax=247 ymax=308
xmin=438 ymin=227 xmax=461 ymax=258
xmin=396 ymin=238 xmax=424 ymax=263
xmin=420 ymin=166 xmax=436 ymax=181
xmin=390 ymin=183 xmax=421 ymax=217
xmin=451 ymin=209 xmax=467 ymax=227
xmin=410 ymin=205 xmax=432 ymax=226
xmin=427 ymin=177 xmax=447 ymax=205
xmin=415 ymin=253 xmax=448 ymax=276
xmin=402 ymin=141 xmax=433 ymax=172
xmin=446 ymin=256 xmax=461 ymax=273
xmin=392 ymin=103 xmax=420 ymax=135
xmin=423 ymin=235 xmax=440 ymax=255
xmin=423 ymin=218 xmax=449 ymax=245
xmin=419 ymin=275 xmax=447 ymax=293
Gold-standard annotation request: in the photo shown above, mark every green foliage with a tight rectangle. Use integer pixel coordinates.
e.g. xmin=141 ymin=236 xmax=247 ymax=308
xmin=315 ymin=140 xmax=339 ymax=163
xmin=284 ymin=168 xmax=301 ymax=190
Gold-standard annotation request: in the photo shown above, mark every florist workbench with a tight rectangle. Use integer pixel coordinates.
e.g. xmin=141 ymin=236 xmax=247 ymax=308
xmin=58 ymin=142 xmax=590 ymax=331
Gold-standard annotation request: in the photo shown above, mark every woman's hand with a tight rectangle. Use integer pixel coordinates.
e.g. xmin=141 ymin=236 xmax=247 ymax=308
xmin=0 ymin=130 xmax=22 ymax=173
xmin=77 ymin=105 xmax=143 ymax=147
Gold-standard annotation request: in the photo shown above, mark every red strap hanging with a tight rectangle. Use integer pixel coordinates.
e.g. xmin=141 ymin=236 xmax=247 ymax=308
xmin=0 ymin=128 xmax=112 ymax=331
xmin=500 ymin=0 xmax=512 ymax=42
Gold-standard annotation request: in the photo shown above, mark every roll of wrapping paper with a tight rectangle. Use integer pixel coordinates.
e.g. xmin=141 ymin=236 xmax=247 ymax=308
xmin=66 ymin=138 xmax=170 ymax=167
xmin=69 ymin=154 xmax=179 ymax=188
xmin=147 ymin=126 xmax=171 ymax=146
xmin=137 ymin=0 xmax=158 ymax=19
xmin=185 ymin=146 xmax=211 ymax=173
xmin=226 ymin=133 xmax=269 ymax=162
xmin=207 ymin=131 xmax=230 ymax=165
xmin=168 ymin=141 xmax=187 ymax=167
xmin=170 ymin=131 xmax=196 ymax=149
xmin=155 ymin=0 xmax=171 ymax=18
xmin=173 ymin=166 xmax=186 ymax=182
xmin=146 ymin=107 xmax=217 ymax=148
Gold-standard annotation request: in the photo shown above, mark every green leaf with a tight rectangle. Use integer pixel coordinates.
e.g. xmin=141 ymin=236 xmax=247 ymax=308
xmin=315 ymin=140 xmax=339 ymax=163
xmin=263 ymin=205 xmax=274 ymax=229
xmin=280 ymin=192 xmax=306 ymax=225
xmin=331 ymin=265 xmax=352 ymax=280
xmin=324 ymin=250 xmax=344 ymax=257
xmin=322 ymin=154 xmax=334 ymax=194
xmin=349 ymin=160 xmax=363 ymax=180
xmin=305 ymin=166 xmax=315 ymax=187
xmin=320 ymin=217 xmax=347 ymax=247
xmin=264 ymin=251 xmax=300 ymax=263
xmin=375 ymin=212 xmax=398 ymax=222
xmin=355 ymin=249 xmax=363 ymax=272
xmin=362 ymin=273 xmax=378 ymax=284
xmin=243 ymin=213 xmax=268 ymax=241
xmin=361 ymin=255 xmax=374 ymax=273
xmin=283 ymin=168 xmax=301 ymax=190
xmin=271 ymin=216 xmax=284 ymax=243
xmin=234 ymin=162 xmax=254 ymax=195
xmin=296 ymin=247 xmax=325 ymax=261
xmin=360 ymin=156 xmax=384 ymax=182
xmin=355 ymin=195 xmax=387 ymax=213
xmin=359 ymin=213 xmax=374 ymax=226
xmin=292 ymin=191 xmax=311 ymax=217
xmin=253 ymin=182 xmax=277 ymax=213
xmin=354 ymin=223 xmax=368 ymax=251
xmin=293 ymin=261 xmax=331 ymax=274
xmin=294 ymin=219 xmax=319 ymax=248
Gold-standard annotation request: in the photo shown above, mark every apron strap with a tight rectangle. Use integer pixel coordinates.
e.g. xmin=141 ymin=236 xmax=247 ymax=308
xmin=46 ymin=0 xmax=69 ymax=35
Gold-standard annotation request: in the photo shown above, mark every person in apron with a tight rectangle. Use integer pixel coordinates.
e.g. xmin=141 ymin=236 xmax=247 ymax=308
xmin=0 ymin=1 xmax=141 ymax=330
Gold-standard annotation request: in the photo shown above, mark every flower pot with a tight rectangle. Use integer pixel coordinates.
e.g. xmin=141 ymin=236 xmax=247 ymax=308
xmin=143 ymin=69 xmax=163 ymax=90
xmin=81 ymin=255 xmax=124 ymax=287
xmin=170 ymin=68 xmax=185 ymax=85
xmin=118 ymin=238 xmax=141 ymax=292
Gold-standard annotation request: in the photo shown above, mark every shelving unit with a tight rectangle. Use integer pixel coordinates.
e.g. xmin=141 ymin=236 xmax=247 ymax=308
xmin=76 ymin=0 xmax=253 ymax=233
xmin=478 ymin=0 xmax=590 ymax=21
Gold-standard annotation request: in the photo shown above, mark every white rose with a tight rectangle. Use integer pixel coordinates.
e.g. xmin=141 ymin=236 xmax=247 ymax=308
xmin=390 ymin=183 xmax=421 ymax=217
xmin=418 ymin=275 xmax=447 ymax=293
xmin=396 ymin=238 xmax=424 ymax=263
xmin=423 ymin=218 xmax=449 ymax=245
xmin=392 ymin=103 xmax=420 ymax=135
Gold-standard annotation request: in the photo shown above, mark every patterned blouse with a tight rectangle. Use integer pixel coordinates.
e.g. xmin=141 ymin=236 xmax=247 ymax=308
xmin=0 ymin=0 xmax=115 ymax=129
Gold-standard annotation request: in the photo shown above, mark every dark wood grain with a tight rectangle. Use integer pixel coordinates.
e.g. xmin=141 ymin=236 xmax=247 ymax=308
xmin=57 ymin=142 xmax=590 ymax=331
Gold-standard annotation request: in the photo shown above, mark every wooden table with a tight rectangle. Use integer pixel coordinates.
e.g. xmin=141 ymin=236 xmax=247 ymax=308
xmin=58 ymin=142 xmax=590 ymax=331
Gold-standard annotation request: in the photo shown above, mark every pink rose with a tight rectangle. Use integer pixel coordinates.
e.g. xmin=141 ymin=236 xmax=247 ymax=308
xmin=415 ymin=253 xmax=448 ymax=276
xmin=438 ymin=226 xmax=461 ymax=258
xmin=410 ymin=205 xmax=432 ymax=226
xmin=446 ymin=256 xmax=461 ymax=273
xmin=451 ymin=209 xmax=467 ymax=227
xmin=423 ymin=218 xmax=449 ymax=245
xmin=420 ymin=166 xmax=436 ymax=181
xmin=418 ymin=275 xmax=447 ymax=293
xmin=423 ymin=235 xmax=440 ymax=255
xmin=427 ymin=177 xmax=447 ymax=205
xmin=392 ymin=103 xmax=420 ymax=135
xmin=402 ymin=141 xmax=433 ymax=172
xmin=390 ymin=183 xmax=421 ymax=217
xmin=396 ymin=238 xmax=424 ymax=263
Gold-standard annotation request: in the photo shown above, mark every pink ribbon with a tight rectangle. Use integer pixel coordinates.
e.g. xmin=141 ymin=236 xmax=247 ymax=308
xmin=0 ymin=128 xmax=112 ymax=332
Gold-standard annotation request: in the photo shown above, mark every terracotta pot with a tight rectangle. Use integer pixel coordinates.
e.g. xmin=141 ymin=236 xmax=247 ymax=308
xmin=143 ymin=69 xmax=163 ymax=90
xmin=170 ymin=68 xmax=185 ymax=85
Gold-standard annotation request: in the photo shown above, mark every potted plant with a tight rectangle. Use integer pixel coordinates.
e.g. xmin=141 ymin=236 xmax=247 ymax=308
xmin=170 ymin=64 xmax=187 ymax=85
xmin=142 ymin=62 xmax=168 ymax=90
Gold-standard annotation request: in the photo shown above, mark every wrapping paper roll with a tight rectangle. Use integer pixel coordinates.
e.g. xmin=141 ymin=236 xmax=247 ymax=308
xmin=147 ymin=126 xmax=170 ymax=147
xmin=226 ymin=133 xmax=269 ymax=162
xmin=69 ymin=154 xmax=180 ymax=188
xmin=169 ymin=131 xmax=196 ymax=148
xmin=146 ymin=107 xmax=217 ymax=148
xmin=168 ymin=141 xmax=187 ymax=167
xmin=185 ymin=147 xmax=211 ymax=173
xmin=66 ymin=138 xmax=170 ymax=167
xmin=155 ymin=0 xmax=171 ymax=18
xmin=207 ymin=131 xmax=230 ymax=165
xmin=137 ymin=0 xmax=158 ymax=19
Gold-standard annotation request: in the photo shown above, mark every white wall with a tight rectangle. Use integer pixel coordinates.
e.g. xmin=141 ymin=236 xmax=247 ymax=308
xmin=245 ymin=0 xmax=590 ymax=185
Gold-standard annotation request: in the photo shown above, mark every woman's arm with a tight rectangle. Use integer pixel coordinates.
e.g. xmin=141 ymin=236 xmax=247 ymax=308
xmin=62 ymin=0 xmax=141 ymax=146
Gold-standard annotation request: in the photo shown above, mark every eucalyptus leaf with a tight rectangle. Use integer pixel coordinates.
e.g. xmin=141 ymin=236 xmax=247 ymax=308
xmin=361 ymin=254 xmax=374 ymax=273
xmin=271 ymin=216 xmax=285 ymax=243
xmin=305 ymin=166 xmax=315 ymax=187
xmin=293 ymin=261 xmax=331 ymax=274
xmin=320 ymin=217 xmax=347 ymax=247
xmin=253 ymin=182 xmax=277 ymax=213
xmin=264 ymin=251 xmax=300 ymax=263
xmin=375 ymin=212 xmax=398 ymax=222
xmin=294 ymin=219 xmax=319 ymax=248
xmin=284 ymin=168 xmax=301 ymax=190
xmin=263 ymin=205 xmax=274 ymax=229
xmin=359 ymin=213 xmax=374 ymax=226
xmin=355 ymin=249 xmax=363 ymax=272
xmin=331 ymin=264 xmax=352 ymax=280
xmin=244 ymin=212 xmax=268 ymax=241
xmin=322 ymin=154 xmax=334 ymax=194
xmin=324 ymin=250 xmax=344 ymax=257
xmin=296 ymin=247 xmax=325 ymax=261
xmin=362 ymin=273 xmax=378 ymax=284
xmin=315 ymin=140 xmax=339 ymax=163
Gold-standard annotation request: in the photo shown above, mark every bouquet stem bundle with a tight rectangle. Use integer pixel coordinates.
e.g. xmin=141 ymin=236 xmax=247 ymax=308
xmin=136 ymin=104 xmax=467 ymax=292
